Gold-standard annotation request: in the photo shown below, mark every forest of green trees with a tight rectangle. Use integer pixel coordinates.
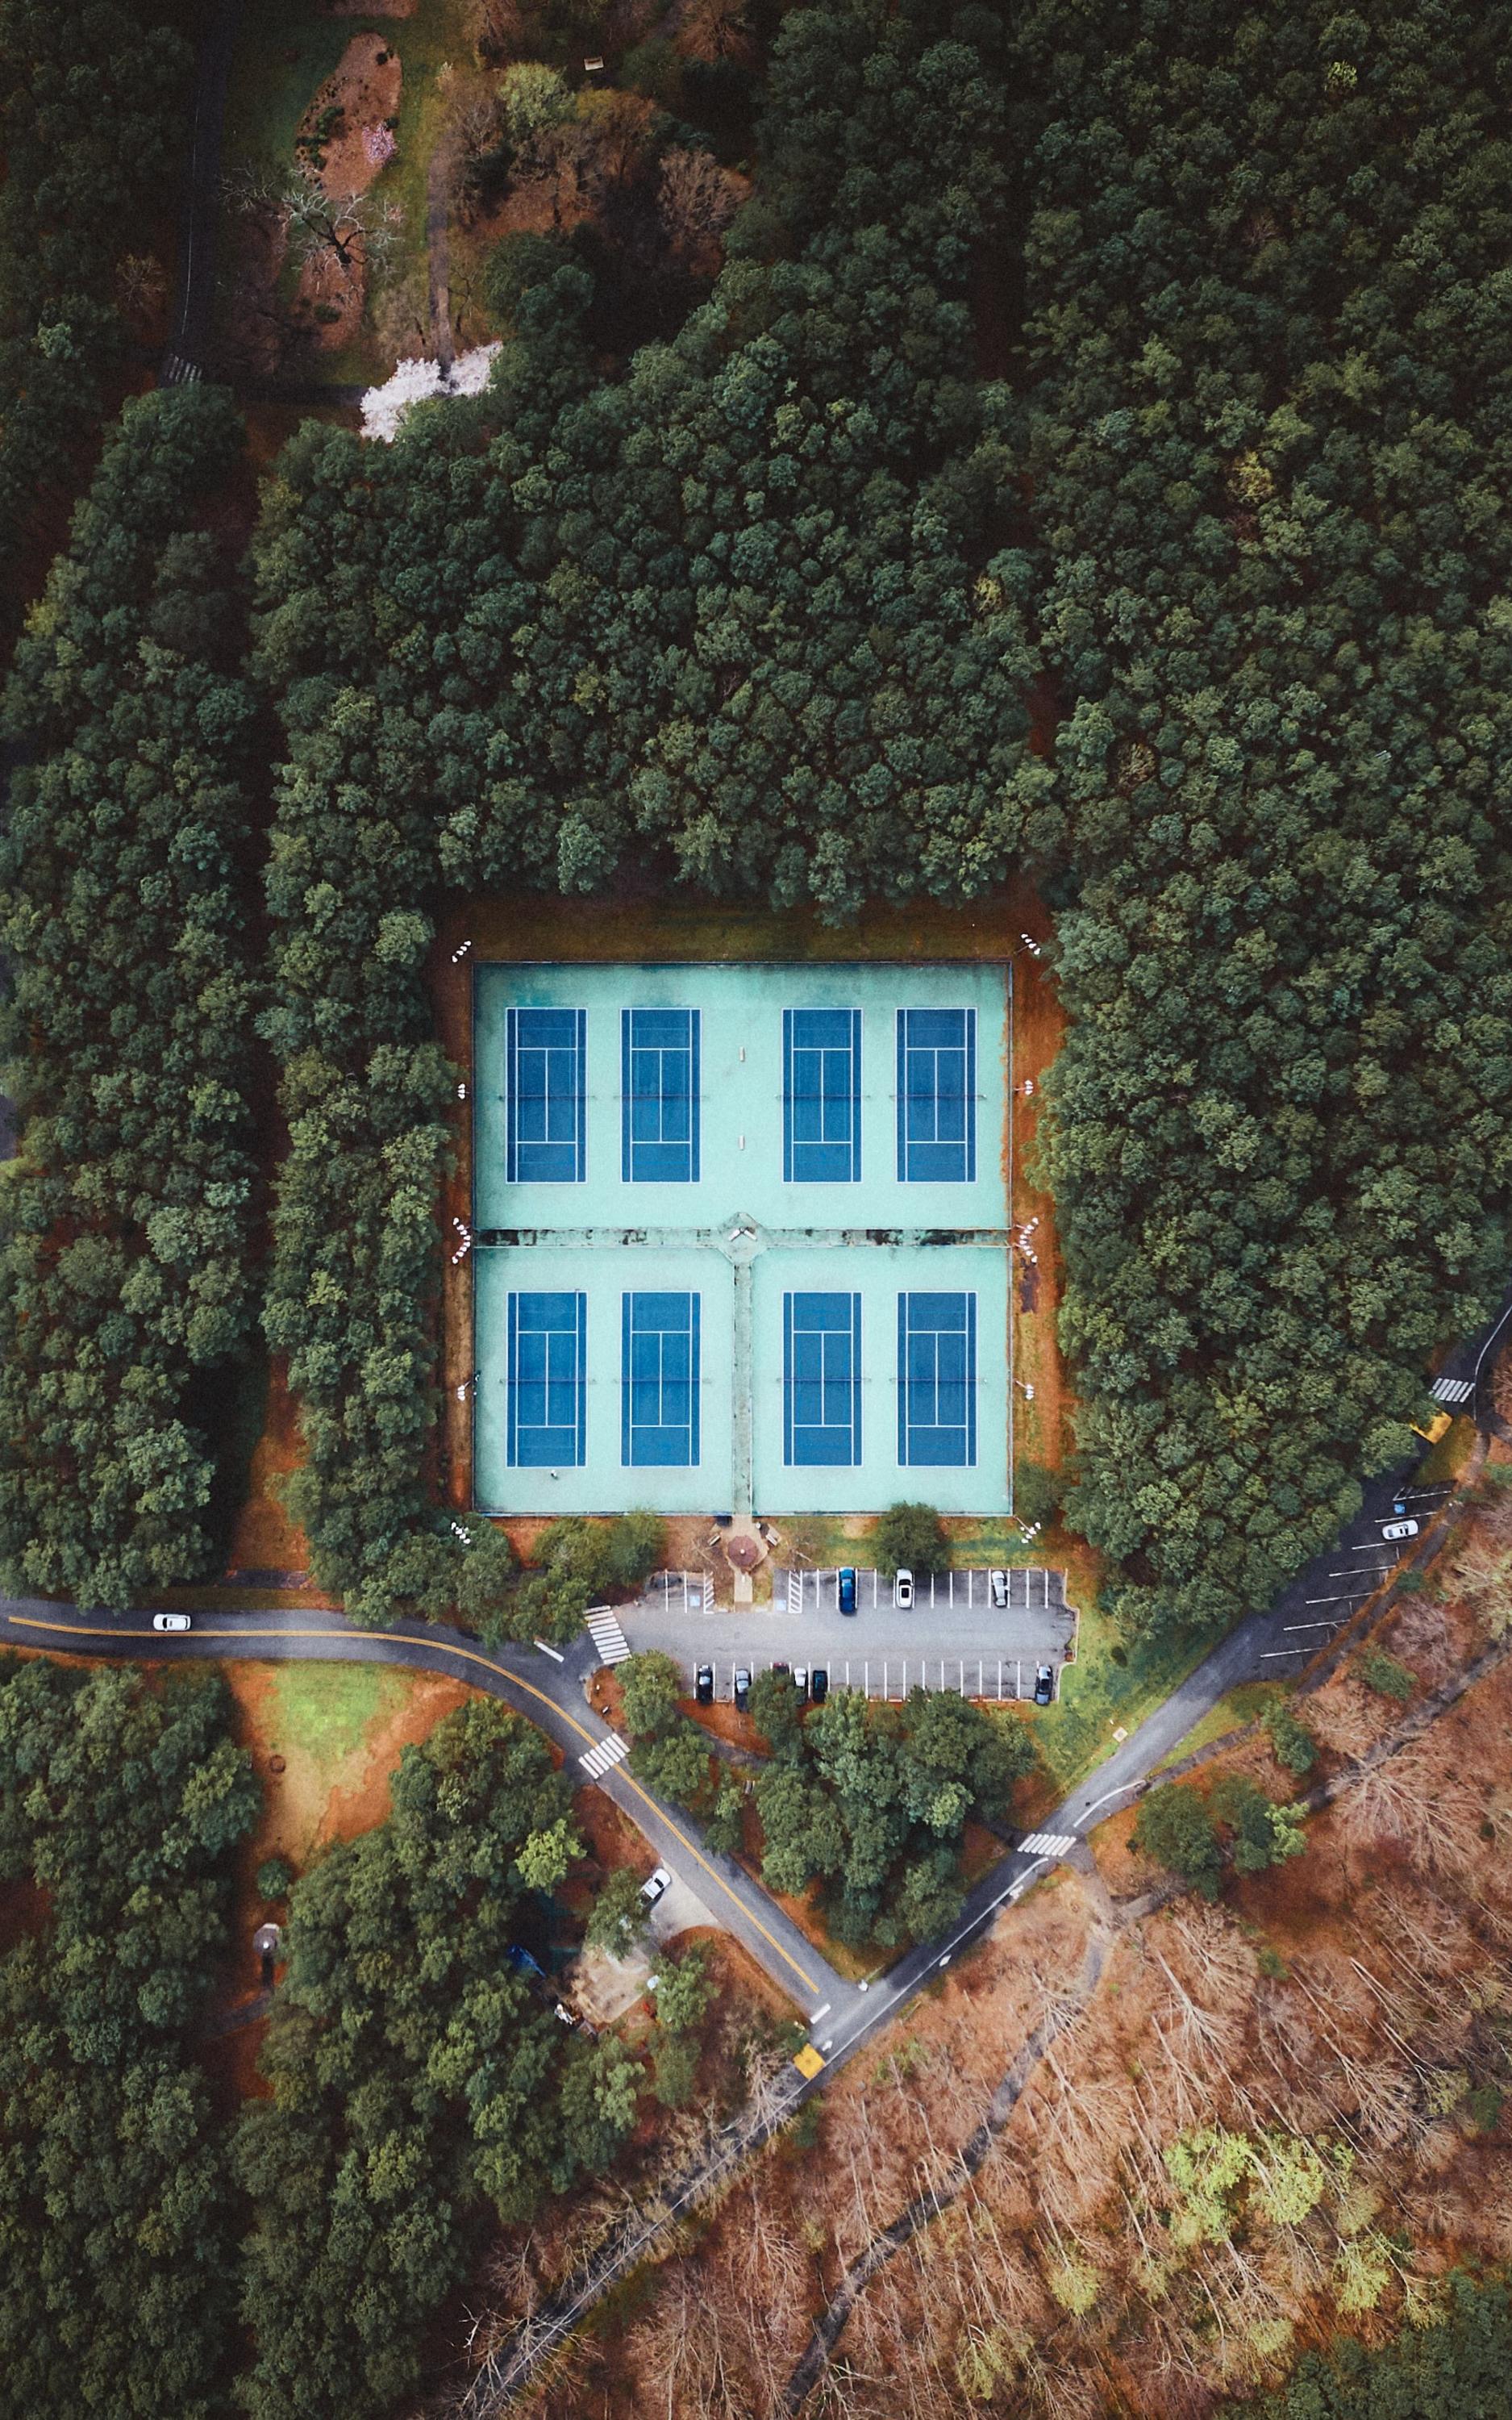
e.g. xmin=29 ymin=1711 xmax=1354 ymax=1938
xmin=234 ymin=1697 xmax=643 ymax=2420
xmin=0 ymin=1663 xmax=691 ymax=2417
xmin=0 ymin=1655 xmax=258 ymax=2415
xmin=0 ymin=0 xmax=194 ymax=631
xmin=1223 ymin=2273 xmax=1512 ymax=2420
xmin=0 ymin=387 xmax=260 ymax=1605
xmin=3 ymin=0 xmax=1511 ymax=1652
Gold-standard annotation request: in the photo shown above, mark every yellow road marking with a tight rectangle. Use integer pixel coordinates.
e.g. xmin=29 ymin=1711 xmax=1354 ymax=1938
xmin=3 ymin=1613 xmax=823 ymax=1998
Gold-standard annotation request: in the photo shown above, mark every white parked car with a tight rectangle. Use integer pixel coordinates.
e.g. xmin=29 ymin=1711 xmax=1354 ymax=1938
xmin=989 ymin=1569 xmax=1009 ymax=1608
xmin=893 ymin=1567 xmax=914 ymax=1609
xmin=152 ymin=1613 xmax=192 ymax=1633
xmin=639 ymin=1866 xmax=672 ymax=1908
xmin=1381 ymin=1518 xmax=1419 ymax=1542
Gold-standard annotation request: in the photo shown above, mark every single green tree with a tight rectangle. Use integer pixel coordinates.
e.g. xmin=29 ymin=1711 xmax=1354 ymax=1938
xmin=871 ymin=1502 xmax=948 ymax=1573
xmin=1012 ymin=1462 xmax=1063 ymax=1529
xmin=1262 ymin=1700 xmax=1318 ymax=1775
xmin=585 ymin=1868 xmax=650 ymax=1959
xmin=652 ymin=1943 xmax=713 ymax=2034
xmin=1133 ymin=1783 xmax=1226 ymax=1900
xmin=618 ymin=1650 xmax=684 ymax=1738
xmin=748 ymin=1667 xmax=804 ymax=1759
xmin=514 ymin=1815 xmax=584 ymax=1893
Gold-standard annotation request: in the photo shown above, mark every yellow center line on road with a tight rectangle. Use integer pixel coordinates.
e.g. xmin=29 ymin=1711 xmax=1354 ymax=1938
xmin=3 ymin=1613 xmax=823 ymax=2001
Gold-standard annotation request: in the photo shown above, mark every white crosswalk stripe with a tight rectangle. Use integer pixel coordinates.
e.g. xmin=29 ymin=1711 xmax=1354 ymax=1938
xmin=1018 ymin=1830 xmax=1078 ymax=1857
xmin=579 ymin=1734 xmax=630 ymax=1780
xmin=585 ymin=1608 xmax=631 ymax=1664
xmin=1431 ymin=1375 xmax=1474 ymax=1404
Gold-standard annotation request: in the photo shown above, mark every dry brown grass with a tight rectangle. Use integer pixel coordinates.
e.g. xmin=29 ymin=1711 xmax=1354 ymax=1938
xmin=439 ymin=1493 xmax=1512 ymax=2420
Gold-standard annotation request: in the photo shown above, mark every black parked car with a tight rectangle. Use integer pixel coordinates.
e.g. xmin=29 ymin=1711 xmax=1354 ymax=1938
xmin=810 ymin=1667 xmax=829 ymax=1704
xmin=695 ymin=1664 xmax=714 ymax=1705
xmin=1033 ymin=1663 xmax=1055 ymax=1706
xmin=734 ymin=1667 xmax=751 ymax=1712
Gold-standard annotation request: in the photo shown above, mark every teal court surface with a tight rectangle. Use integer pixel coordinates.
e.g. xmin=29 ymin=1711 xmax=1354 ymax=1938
xmin=472 ymin=961 xmax=1014 ymax=1517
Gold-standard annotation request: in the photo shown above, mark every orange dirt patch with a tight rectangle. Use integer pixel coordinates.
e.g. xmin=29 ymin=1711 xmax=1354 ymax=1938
xmin=690 ymin=1696 xmax=764 ymax=1753
xmin=227 ymin=1355 xmax=310 ymax=1577
xmin=220 ymin=199 xmax=290 ymax=382
xmin=1009 ymin=916 xmax=1072 ymax=1475
xmin=226 ymin=1660 xmax=474 ymax=1876
xmin=291 ymin=236 xmax=369 ymax=354
xmin=572 ymin=1778 xmax=654 ymax=1880
xmin=0 ymin=1875 xmax=49 ymax=1957
xmin=301 ymin=31 xmax=402 ymax=199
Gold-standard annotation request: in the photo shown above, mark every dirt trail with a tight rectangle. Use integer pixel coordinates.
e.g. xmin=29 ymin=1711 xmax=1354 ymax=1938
xmin=427 ymin=139 xmax=455 ymax=369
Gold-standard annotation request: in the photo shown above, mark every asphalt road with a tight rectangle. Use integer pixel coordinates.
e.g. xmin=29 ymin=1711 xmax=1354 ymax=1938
xmin=0 ymin=1600 xmax=839 ymax=2015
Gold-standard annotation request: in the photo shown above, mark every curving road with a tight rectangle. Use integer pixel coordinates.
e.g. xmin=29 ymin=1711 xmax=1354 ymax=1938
xmin=0 ymin=1600 xmax=837 ymax=2013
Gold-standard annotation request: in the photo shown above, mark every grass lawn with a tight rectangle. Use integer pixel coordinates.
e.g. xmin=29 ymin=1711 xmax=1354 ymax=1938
xmin=1418 ymin=1413 xmax=1478 ymax=1487
xmin=1029 ymin=1583 xmax=1223 ymax=1798
xmin=262 ymin=1659 xmax=410 ymax=1782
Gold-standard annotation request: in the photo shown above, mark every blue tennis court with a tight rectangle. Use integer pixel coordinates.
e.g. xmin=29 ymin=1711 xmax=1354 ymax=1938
xmin=472 ymin=961 xmax=1011 ymax=1517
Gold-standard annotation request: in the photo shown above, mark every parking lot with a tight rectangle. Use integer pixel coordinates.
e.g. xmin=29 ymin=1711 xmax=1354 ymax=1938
xmin=682 ymin=1650 xmax=1058 ymax=1704
xmin=778 ymin=1565 xmax=1065 ymax=1616
xmin=621 ymin=1564 xmax=1077 ymax=1701
xmin=1258 ymin=1481 xmax=1452 ymax=1670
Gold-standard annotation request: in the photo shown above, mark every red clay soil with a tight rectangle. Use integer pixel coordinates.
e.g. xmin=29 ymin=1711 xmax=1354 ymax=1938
xmin=197 ymin=2009 xmax=273 ymax=2118
xmin=300 ymin=33 xmax=402 ymax=199
xmin=1009 ymin=918 xmax=1073 ymax=1475
xmin=572 ymin=1777 xmax=653 ymax=1880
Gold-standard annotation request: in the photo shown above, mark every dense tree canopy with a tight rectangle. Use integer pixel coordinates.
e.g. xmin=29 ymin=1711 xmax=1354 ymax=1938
xmin=245 ymin=0 xmax=1512 ymax=1640
xmin=234 ymin=1698 xmax=642 ymax=2420
xmin=0 ymin=386 xmax=261 ymax=1604
xmin=0 ymin=1656 xmax=257 ymax=2417
xmin=751 ymin=1679 xmax=1034 ymax=1945
xmin=0 ymin=0 xmax=194 ymax=627
xmin=1016 ymin=0 xmax=1512 ymax=1630
xmin=252 ymin=0 xmax=1038 ymax=1617
xmin=1221 ymin=2272 xmax=1512 ymax=2420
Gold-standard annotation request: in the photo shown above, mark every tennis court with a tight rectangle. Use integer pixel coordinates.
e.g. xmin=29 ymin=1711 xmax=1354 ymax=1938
xmin=472 ymin=961 xmax=1011 ymax=1517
